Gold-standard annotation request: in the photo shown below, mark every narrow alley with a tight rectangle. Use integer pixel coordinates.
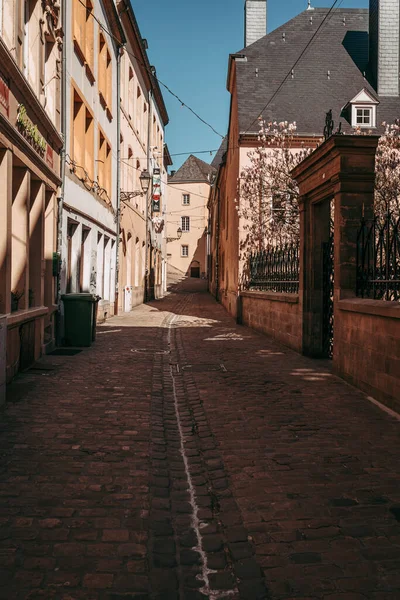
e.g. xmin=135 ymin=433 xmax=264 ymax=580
xmin=0 ymin=282 xmax=399 ymax=600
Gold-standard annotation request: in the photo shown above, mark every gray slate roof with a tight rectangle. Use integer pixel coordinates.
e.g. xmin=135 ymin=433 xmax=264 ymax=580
xmin=234 ymin=8 xmax=400 ymax=137
xmin=211 ymin=138 xmax=228 ymax=169
xmin=169 ymin=155 xmax=216 ymax=183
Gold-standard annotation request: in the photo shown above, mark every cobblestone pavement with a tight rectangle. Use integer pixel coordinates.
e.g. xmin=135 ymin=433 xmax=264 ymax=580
xmin=1 ymin=280 xmax=400 ymax=600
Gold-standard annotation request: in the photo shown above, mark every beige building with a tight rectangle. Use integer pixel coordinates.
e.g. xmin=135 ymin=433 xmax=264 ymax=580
xmin=167 ymin=156 xmax=215 ymax=281
xmin=0 ymin=0 xmax=63 ymax=389
xmin=117 ymin=0 xmax=169 ymax=310
xmin=60 ymin=0 xmax=124 ymax=324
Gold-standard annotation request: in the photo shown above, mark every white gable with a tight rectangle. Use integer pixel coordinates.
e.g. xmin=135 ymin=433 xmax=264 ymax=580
xmin=349 ymin=88 xmax=380 ymax=105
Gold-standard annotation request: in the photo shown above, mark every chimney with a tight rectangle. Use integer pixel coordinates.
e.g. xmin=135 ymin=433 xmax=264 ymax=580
xmin=369 ymin=0 xmax=400 ymax=96
xmin=245 ymin=0 xmax=267 ymax=47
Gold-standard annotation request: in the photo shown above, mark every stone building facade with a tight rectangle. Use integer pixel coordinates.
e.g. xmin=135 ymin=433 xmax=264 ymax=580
xmin=167 ymin=156 xmax=215 ymax=283
xmin=117 ymin=0 xmax=169 ymax=310
xmin=0 ymin=0 xmax=63 ymax=388
xmin=60 ymin=0 xmax=125 ymax=324
xmin=210 ymin=0 xmax=400 ymax=319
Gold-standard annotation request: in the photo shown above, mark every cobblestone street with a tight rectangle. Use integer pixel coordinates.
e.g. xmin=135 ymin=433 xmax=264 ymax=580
xmin=1 ymin=281 xmax=400 ymax=600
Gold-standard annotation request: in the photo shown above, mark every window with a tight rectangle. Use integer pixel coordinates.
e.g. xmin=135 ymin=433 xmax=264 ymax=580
xmin=181 ymin=245 xmax=189 ymax=257
xmin=72 ymin=87 xmax=94 ymax=181
xmin=79 ymin=226 xmax=90 ymax=292
xmin=128 ymin=67 xmax=134 ymax=118
xmin=67 ymin=221 xmax=79 ymax=293
xmin=99 ymin=33 xmax=112 ymax=118
xmin=182 ymin=194 xmax=190 ymax=206
xmin=181 ymin=216 xmax=190 ymax=232
xmin=127 ymin=146 xmax=133 ymax=192
xmin=356 ymin=108 xmax=372 ymax=126
xmin=98 ymin=128 xmax=112 ymax=202
xmin=73 ymin=0 xmax=94 ymax=79
xmin=136 ymin=86 xmax=141 ymax=134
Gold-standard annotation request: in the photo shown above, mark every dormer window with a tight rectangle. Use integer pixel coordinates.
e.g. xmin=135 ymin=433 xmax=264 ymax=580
xmin=344 ymin=88 xmax=379 ymax=129
xmin=356 ymin=107 xmax=373 ymax=126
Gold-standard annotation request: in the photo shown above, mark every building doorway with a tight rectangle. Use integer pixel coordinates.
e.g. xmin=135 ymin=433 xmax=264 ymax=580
xmin=190 ymin=261 xmax=200 ymax=278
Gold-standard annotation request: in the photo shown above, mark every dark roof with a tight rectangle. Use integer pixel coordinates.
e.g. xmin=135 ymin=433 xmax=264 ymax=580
xmin=233 ymin=8 xmax=400 ymax=137
xmin=211 ymin=137 xmax=228 ymax=169
xmin=169 ymin=155 xmax=216 ymax=183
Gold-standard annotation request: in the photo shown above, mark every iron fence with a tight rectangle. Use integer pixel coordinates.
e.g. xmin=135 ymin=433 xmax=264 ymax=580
xmin=248 ymin=243 xmax=300 ymax=293
xmin=356 ymin=212 xmax=400 ymax=301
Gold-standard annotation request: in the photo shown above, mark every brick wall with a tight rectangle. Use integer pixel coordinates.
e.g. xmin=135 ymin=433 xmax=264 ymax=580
xmin=245 ymin=0 xmax=267 ymax=47
xmin=240 ymin=291 xmax=302 ymax=352
xmin=335 ymin=299 xmax=400 ymax=412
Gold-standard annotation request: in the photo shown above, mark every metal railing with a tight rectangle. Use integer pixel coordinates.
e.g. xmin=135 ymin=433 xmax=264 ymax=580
xmin=356 ymin=212 xmax=400 ymax=301
xmin=247 ymin=243 xmax=300 ymax=293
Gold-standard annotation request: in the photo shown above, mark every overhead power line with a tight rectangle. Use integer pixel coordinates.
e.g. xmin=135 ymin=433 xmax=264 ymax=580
xmin=121 ymin=160 xmax=210 ymax=200
xmin=77 ymin=0 xmax=224 ymax=139
xmin=243 ymin=0 xmax=341 ymax=135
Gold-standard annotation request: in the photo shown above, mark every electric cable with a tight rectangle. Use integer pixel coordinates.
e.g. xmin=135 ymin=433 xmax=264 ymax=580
xmin=77 ymin=0 xmax=224 ymax=139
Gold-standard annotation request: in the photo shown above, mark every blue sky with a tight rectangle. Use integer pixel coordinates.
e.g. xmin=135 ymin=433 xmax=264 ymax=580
xmin=132 ymin=0 xmax=369 ymax=170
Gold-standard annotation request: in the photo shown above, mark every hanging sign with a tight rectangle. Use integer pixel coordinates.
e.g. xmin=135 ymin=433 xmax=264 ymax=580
xmin=152 ymin=168 xmax=161 ymax=214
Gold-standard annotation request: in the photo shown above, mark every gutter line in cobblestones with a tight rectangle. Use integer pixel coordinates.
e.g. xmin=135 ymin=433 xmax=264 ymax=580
xmin=167 ymin=313 xmax=237 ymax=600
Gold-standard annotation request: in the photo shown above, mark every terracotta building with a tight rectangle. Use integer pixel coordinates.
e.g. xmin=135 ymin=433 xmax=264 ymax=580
xmin=117 ymin=1 xmax=169 ymax=310
xmin=209 ymin=0 xmax=400 ymax=318
xmin=167 ymin=156 xmax=215 ymax=282
xmin=0 ymin=0 xmax=63 ymax=390
xmin=60 ymin=0 xmax=125 ymax=324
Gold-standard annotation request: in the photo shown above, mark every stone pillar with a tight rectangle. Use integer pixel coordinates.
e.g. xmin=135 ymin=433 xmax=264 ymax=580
xmin=44 ymin=190 xmax=56 ymax=311
xmin=292 ymin=135 xmax=379 ymax=358
xmin=11 ymin=168 xmax=31 ymax=311
xmin=29 ymin=180 xmax=45 ymax=308
xmin=0 ymin=150 xmax=12 ymax=315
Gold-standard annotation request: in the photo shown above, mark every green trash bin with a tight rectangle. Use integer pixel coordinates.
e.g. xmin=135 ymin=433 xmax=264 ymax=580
xmin=62 ymin=293 xmax=96 ymax=347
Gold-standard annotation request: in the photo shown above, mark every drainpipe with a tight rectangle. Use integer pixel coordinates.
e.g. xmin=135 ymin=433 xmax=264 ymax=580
xmin=55 ymin=0 xmax=67 ymax=345
xmin=115 ymin=44 xmax=124 ymax=315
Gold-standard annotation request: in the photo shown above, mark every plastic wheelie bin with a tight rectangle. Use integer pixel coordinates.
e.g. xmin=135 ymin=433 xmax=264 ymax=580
xmin=61 ymin=293 xmax=96 ymax=347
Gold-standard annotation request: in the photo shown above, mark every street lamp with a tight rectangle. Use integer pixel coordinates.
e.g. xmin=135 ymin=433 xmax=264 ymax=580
xmin=120 ymin=170 xmax=152 ymax=202
xmin=166 ymin=227 xmax=182 ymax=243
xmin=139 ymin=169 xmax=151 ymax=194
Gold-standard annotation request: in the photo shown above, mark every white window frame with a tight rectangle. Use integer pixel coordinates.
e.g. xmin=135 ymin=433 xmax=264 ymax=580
xmin=181 ymin=216 xmax=190 ymax=232
xmin=181 ymin=244 xmax=189 ymax=257
xmin=182 ymin=193 xmax=190 ymax=206
xmin=351 ymin=104 xmax=376 ymax=128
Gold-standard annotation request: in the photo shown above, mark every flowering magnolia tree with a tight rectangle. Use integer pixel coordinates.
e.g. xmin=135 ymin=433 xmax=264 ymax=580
xmin=236 ymin=120 xmax=312 ymax=257
xmin=237 ymin=119 xmax=400 ymax=261
xmin=374 ymin=120 xmax=400 ymax=219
